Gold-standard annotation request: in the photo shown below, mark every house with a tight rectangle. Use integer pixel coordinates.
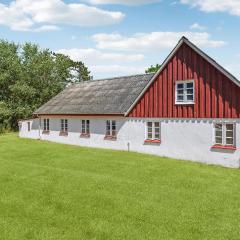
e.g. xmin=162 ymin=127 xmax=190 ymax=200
xmin=19 ymin=37 xmax=240 ymax=168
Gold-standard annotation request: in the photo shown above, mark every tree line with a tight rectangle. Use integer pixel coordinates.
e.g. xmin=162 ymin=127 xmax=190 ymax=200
xmin=0 ymin=40 xmax=90 ymax=133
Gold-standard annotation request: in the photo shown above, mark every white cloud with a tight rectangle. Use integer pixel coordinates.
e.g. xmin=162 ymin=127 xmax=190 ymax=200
xmin=34 ymin=25 xmax=60 ymax=32
xmin=91 ymin=65 xmax=145 ymax=78
xmin=57 ymin=47 xmax=146 ymax=78
xmin=0 ymin=2 xmax=34 ymax=31
xmin=180 ymin=0 xmax=240 ymax=16
xmin=85 ymin=0 xmax=160 ymax=5
xmin=57 ymin=48 xmax=144 ymax=65
xmin=0 ymin=0 xmax=124 ymax=31
xmin=190 ymin=22 xmax=206 ymax=30
xmin=92 ymin=31 xmax=226 ymax=51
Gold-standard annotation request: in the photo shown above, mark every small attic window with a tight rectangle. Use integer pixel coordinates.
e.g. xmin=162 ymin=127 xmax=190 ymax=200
xmin=175 ymin=80 xmax=194 ymax=105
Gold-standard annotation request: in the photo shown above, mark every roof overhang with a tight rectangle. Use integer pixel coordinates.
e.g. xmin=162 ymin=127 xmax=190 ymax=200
xmin=34 ymin=113 xmax=125 ymax=117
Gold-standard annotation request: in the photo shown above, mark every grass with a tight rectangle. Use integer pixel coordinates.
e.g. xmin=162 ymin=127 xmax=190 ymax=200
xmin=0 ymin=134 xmax=240 ymax=240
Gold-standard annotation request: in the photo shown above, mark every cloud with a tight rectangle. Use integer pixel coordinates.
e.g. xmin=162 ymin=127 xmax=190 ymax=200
xmin=85 ymin=0 xmax=160 ymax=5
xmin=190 ymin=22 xmax=206 ymax=30
xmin=92 ymin=32 xmax=226 ymax=51
xmin=90 ymin=65 xmax=145 ymax=78
xmin=0 ymin=2 xmax=34 ymax=31
xmin=57 ymin=47 xmax=146 ymax=78
xmin=0 ymin=0 xmax=124 ymax=31
xmin=34 ymin=25 xmax=60 ymax=32
xmin=57 ymin=48 xmax=144 ymax=65
xmin=180 ymin=0 xmax=240 ymax=16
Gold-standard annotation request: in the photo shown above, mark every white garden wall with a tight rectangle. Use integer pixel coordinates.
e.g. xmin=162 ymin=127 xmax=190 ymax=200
xmin=19 ymin=117 xmax=240 ymax=168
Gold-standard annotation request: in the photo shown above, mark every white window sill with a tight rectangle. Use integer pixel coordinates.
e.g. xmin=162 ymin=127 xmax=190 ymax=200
xmin=175 ymin=102 xmax=195 ymax=105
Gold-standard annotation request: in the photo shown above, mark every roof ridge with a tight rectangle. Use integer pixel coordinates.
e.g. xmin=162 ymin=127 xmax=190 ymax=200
xmin=72 ymin=73 xmax=154 ymax=86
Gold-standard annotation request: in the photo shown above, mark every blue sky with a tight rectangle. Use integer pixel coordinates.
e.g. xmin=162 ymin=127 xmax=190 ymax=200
xmin=0 ymin=0 xmax=240 ymax=79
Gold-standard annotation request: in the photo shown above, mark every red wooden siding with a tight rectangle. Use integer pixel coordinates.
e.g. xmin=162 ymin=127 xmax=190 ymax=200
xmin=128 ymin=43 xmax=240 ymax=118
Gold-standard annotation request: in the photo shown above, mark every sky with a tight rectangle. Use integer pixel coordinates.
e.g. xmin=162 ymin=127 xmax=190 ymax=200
xmin=0 ymin=0 xmax=240 ymax=80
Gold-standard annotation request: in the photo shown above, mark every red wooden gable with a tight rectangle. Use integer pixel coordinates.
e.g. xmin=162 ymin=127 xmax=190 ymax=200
xmin=128 ymin=41 xmax=240 ymax=119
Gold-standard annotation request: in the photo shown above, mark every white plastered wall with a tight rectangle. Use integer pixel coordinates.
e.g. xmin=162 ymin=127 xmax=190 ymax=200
xmin=19 ymin=117 xmax=240 ymax=168
xmin=18 ymin=119 xmax=40 ymax=139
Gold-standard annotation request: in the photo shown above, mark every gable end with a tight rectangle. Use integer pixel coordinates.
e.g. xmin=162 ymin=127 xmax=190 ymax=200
xmin=126 ymin=37 xmax=240 ymax=119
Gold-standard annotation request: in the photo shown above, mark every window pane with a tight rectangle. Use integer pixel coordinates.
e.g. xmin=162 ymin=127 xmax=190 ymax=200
xmin=86 ymin=120 xmax=90 ymax=134
xmin=215 ymin=137 xmax=223 ymax=144
xmin=215 ymin=124 xmax=222 ymax=130
xmin=148 ymin=132 xmax=152 ymax=139
xmin=215 ymin=131 xmax=222 ymax=137
xmin=187 ymin=82 xmax=193 ymax=88
xmin=187 ymin=89 xmax=193 ymax=94
xmin=187 ymin=95 xmax=193 ymax=101
xmin=148 ymin=127 xmax=152 ymax=133
xmin=215 ymin=124 xmax=223 ymax=144
xmin=82 ymin=125 xmax=85 ymax=134
xmin=226 ymin=131 xmax=233 ymax=138
xmin=177 ymin=95 xmax=184 ymax=101
xmin=177 ymin=89 xmax=184 ymax=95
xmin=112 ymin=121 xmax=116 ymax=131
xmin=147 ymin=122 xmax=152 ymax=127
xmin=61 ymin=119 xmax=64 ymax=131
xmin=82 ymin=120 xmax=85 ymax=133
xmin=147 ymin=122 xmax=153 ymax=139
xmin=155 ymin=133 xmax=160 ymax=140
xmin=226 ymin=124 xmax=233 ymax=131
xmin=155 ymin=129 xmax=160 ymax=139
xmin=106 ymin=121 xmax=111 ymax=135
xmin=65 ymin=120 xmax=68 ymax=132
xmin=155 ymin=121 xmax=160 ymax=140
xmin=177 ymin=83 xmax=184 ymax=89
xmin=226 ymin=138 xmax=233 ymax=145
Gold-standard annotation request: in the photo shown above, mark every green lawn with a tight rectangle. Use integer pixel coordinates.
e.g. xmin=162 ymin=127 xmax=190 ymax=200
xmin=0 ymin=134 xmax=240 ymax=240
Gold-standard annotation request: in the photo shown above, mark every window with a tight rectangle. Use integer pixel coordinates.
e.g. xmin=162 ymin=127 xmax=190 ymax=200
xmin=61 ymin=119 xmax=68 ymax=132
xmin=213 ymin=123 xmax=235 ymax=148
xmin=43 ymin=119 xmax=50 ymax=131
xmin=81 ymin=120 xmax=90 ymax=136
xmin=27 ymin=122 xmax=31 ymax=132
xmin=105 ymin=120 xmax=117 ymax=139
xmin=175 ymin=80 xmax=194 ymax=104
xmin=146 ymin=122 xmax=161 ymax=143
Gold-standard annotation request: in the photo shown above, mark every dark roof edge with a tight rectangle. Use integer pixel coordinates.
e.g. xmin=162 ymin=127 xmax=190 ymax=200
xmin=34 ymin=113 xmax=124 ymax=116
xmin=125 ymin=36 xmax=240 ymax=116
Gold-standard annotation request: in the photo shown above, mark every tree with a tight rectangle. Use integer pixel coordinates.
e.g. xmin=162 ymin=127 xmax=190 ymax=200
xmin=70 ymin=60 xmax=91 ymax=83
xmin=0 ymin=40 xmax=91 ymax=132
xmin=145 ymin=64 xmax=161 ymax=74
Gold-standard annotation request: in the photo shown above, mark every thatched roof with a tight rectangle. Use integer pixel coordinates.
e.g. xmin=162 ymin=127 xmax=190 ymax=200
xmin=34 ymin=73 xmax=154 ymax=115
